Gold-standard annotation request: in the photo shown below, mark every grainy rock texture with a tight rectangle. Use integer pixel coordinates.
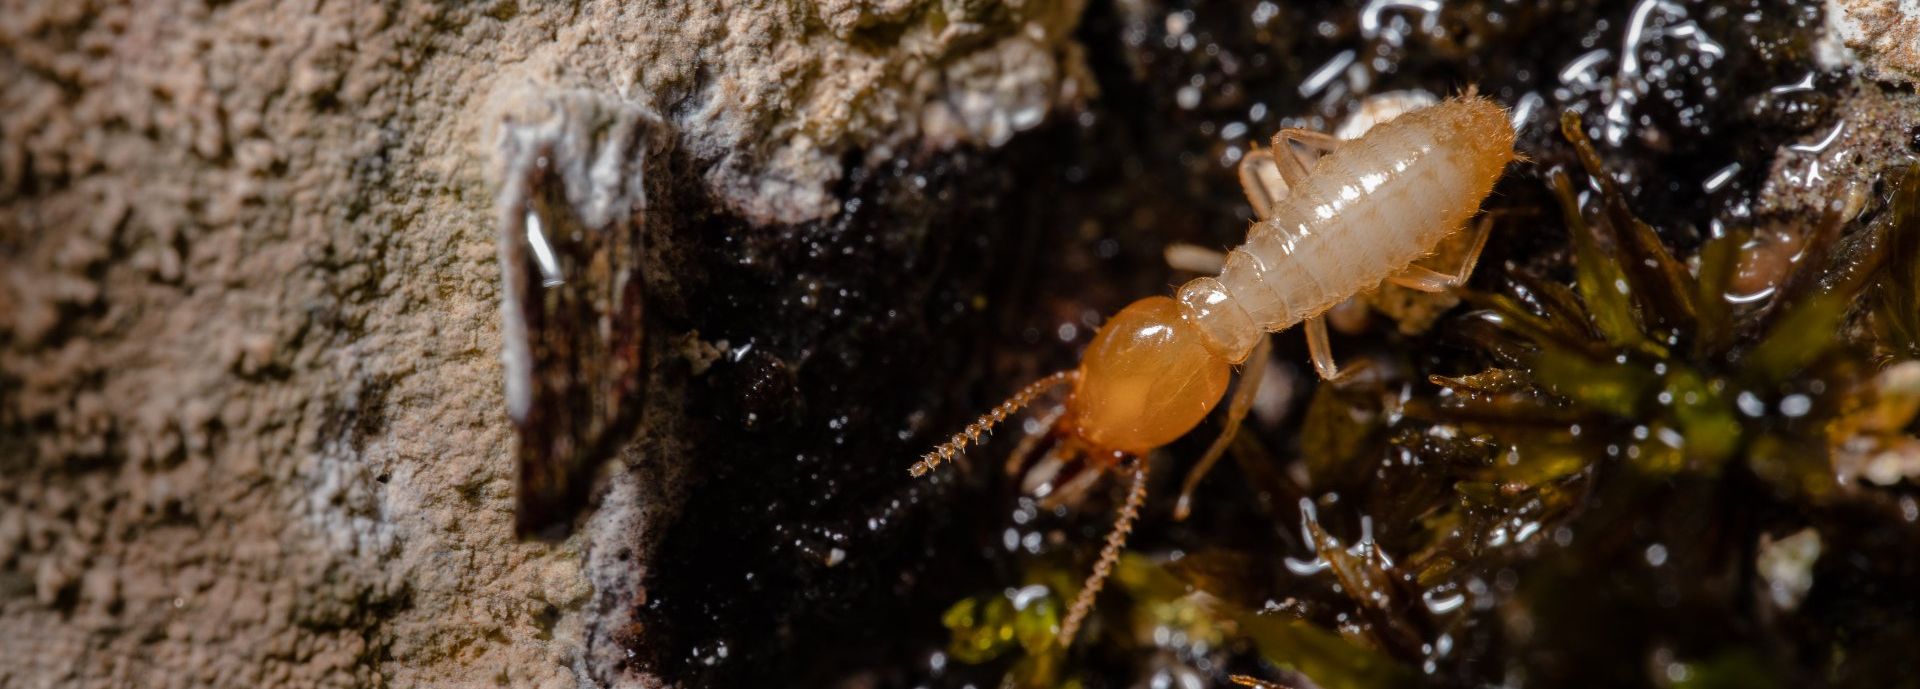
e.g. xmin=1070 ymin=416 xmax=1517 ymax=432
xmin=0 ymin=1 xmax=1089 ymax=686
xmin=1824 ymin=0 xmax=1920 ymax=84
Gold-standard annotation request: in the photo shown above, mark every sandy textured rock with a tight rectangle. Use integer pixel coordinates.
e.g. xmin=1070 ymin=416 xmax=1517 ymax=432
xmin=1757 ymin=86 xmax=1920 ymax=218
xmin=1823 ymin=0 xmax=1920 ymax=85
xmin=477 ymin=0 xmax=1091 ymax=224
xmin=0 ymin=1 xmax=1088 ymax=686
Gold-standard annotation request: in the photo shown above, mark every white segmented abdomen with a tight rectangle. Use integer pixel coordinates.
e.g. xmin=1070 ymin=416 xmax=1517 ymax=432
xmin=1177 ymin=97 xmax=1516 ymax=364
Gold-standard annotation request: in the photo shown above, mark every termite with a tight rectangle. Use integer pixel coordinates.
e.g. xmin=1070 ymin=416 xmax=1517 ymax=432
xmin=912 ymin=94 xmax=1518 ymax=646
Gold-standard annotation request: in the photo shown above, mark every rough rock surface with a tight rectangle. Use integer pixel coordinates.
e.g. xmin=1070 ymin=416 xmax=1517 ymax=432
xmin=0 ymin=1 xmax=1089 ymax=686
xmin=1824 ymin=0 xmax=1920 ymax=84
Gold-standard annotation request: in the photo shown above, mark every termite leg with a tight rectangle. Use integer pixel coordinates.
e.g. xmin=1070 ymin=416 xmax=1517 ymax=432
xmin=1446 ymin=211 xmax=1498 ymax=285
xmin=1174 ymin=334 xmax=1272 ymax=521
xmin=1004 ymin=405 xmax=1065 ymax=477
xmin=1236 ymin=148 xmax=1289 ymax=219
xmin=1385 ymin=264 xmax=1457 ymax=293
xmin=1304 ymin=315 xmax=1346 ymax=381
xmin=1164 ymin=243 xmax=1229 ymax=274
xmin=1058 ymin=460 xmax=1150 ymax=647
xmin=1277 ymin=128 xmax=1344 ymax=152
xmin=1271 ymin=128 xmax=1343 ymax=188
xmin=1036 ymin=461 xmax=1104 ymax=510
xmin=1400 ymin=211 xmax=1498 ymax=290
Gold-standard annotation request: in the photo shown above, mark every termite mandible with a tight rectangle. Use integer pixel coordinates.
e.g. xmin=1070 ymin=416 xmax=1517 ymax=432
xmin=912 ymin=93 xmax=1519 ymax=646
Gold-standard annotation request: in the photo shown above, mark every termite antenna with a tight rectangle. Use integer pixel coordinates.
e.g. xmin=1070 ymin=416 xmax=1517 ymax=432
xmin=1057 ymin=459 xmax=1149 ymax=647
xmin=910 ymin=370 xmax=1077 ymax=478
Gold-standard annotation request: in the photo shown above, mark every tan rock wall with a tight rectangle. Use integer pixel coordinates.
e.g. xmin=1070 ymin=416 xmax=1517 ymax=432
xmin=0 ymin=1 xmax=1089 ymax=686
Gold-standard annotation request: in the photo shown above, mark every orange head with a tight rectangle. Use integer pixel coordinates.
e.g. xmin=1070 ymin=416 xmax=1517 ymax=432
xmin=1066 ymin=296 xmax=1232 ymax=455
xmin=908 ymin=296 xmax=1233 ymax=477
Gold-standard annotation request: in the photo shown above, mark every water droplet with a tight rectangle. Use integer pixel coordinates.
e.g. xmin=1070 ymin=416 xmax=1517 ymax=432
xmin=1176 ymin=85 xmax=1201 ymax=110
xmin=1422 ymin=588 xmax=1467 ymax=614
xmin=523 ymin=212 xmax=565 ymax=288
xmin=1164 ymin=10 xmax=1192 ymax=36
xmin=1703 ymin=162 xmax=1741 ymax=192
xmin=1010 ymin=584 xmax=1050 ymax=610
xmin=1299 ymin=50 xmax=1355 ymax=97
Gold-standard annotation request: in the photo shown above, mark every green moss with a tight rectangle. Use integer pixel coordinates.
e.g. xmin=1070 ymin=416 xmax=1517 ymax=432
xmin=939 ymin=568 xmax=1069 ymax=660
xmin=1442 ymin=114 xmax=1912 ymax=500
xmin=1871 ymin=169 xmax=1920 ymax=359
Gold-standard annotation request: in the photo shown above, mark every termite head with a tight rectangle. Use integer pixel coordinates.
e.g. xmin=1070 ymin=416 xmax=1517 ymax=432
xmin=1066 ymin=296 xmax=1232 ymax=455
xmin=910 ymin=296 xmax=1232 ymax=477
